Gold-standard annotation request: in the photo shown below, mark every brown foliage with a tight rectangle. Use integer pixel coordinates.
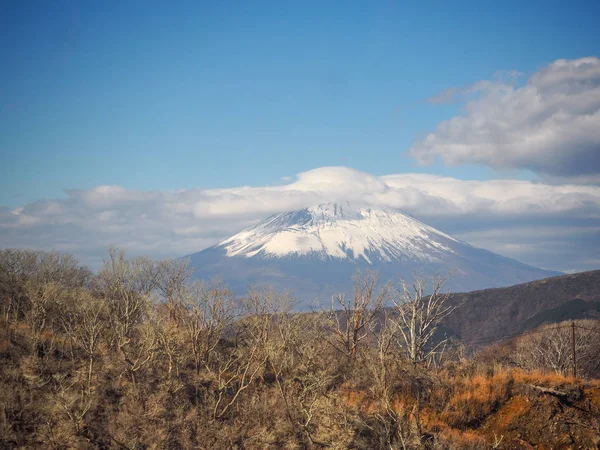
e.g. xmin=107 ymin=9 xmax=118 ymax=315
xmin=1 ymin=248 xmax=599 ymax=449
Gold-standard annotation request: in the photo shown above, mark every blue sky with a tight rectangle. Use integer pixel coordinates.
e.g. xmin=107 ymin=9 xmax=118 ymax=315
xmin=2 ymin=0 xmax=599 ymax=206
xmin=1 ymin=0 xmax=599 ymax=273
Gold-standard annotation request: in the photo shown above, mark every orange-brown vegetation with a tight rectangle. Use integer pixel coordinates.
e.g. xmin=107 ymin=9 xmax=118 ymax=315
xmin=336 ymin=366 xmax=600 ymax=449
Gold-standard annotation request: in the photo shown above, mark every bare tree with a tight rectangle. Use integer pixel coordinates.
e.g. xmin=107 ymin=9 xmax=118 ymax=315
xmin=181 ymin=280 xmax=238 ymax=374
xmin=0 ymin=249 xmax=39 ymax=322
xmin=0 ymin=249 xmax=90 ymax=323
xmin=52 ymin=375 xmax=93 ymax=437
xmin=32 ymin=251 xmax=91 ymax=288
xmin=154 ymin=322 xmax=182 ymax=380
xmin=59 ymin=291 xmax=106 ymax=388
xmin=96 ymin=248 xmax=159 ymax=387
xmin=325 ymin=272 xmax=387 ymax=358
xmin=515 ymin=319 xmax=600 ymax=378
xmin=24 ymin=281 xmax=62 ymax=336
xmin=156 ymin=258 xmax=191 ymax=326
xmin=391 ymin=275 xmax=456 ymax=366
xmin=150 ymin=260 xmax=192 ymax=380
xmin=388 ymin=275 xmax=457 ymax=447
xmin=266 ymin=308 xmax=334 ymax=447
xmin=363 ymin=312 xmax=412 ymax=449
xmin=210 ymin=287 xmax=293 ymax=421
xmin=96 ymin=248 xmax=157 ymax=339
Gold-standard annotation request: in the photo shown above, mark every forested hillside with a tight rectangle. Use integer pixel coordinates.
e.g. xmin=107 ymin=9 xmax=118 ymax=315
xmin=1 ymin=249 xmax=599 ymax=449
xmin=442 ymin=270 xmax=600 ymax=346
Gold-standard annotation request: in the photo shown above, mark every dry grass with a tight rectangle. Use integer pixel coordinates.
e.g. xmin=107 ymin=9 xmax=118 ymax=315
xmin=437 ymin=428 xmax=489 ymax=449
xmin=437 ymin=371 xmax=513 ymax=429
xmin=340 ymin=365 xmax=599 ymax=444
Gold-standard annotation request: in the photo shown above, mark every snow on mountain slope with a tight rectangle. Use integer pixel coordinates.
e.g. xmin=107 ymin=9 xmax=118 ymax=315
xmin=219 ymin=202 xmax=458 ymax=263
xmin=186 ymin=202 xmax=563 ymax=306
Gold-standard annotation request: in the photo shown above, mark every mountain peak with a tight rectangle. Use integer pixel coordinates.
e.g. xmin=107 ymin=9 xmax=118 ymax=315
xmin=305 ymin=201 xmax=360 ymax=221
xmin=187 ymin=203 xmax=562 ymax=304
xmin=217 ymin=202 xmax=459 ymax=264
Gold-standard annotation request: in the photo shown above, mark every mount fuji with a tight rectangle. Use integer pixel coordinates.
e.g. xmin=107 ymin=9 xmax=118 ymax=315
xmin=186 ymin=202 xmax=561 ymax=307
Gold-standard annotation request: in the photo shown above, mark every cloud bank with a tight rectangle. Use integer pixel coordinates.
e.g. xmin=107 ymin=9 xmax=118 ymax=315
xmin=1 ymin=166 xmax=599 ymax=273
xmin=412 ymin=57 xmax=600 ymax=179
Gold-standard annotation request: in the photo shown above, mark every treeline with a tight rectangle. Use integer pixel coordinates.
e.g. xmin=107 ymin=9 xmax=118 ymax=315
xmin=1 ymin=248 xmax=599 ymax=449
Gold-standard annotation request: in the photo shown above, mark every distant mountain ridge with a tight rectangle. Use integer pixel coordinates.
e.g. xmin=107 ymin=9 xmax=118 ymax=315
xmin=186 ymin=202 xmax=561 ymax=307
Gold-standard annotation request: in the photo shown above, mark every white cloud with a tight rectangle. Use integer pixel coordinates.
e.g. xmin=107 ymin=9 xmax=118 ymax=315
xmin=1 ymin=166 xmax=599 ymax=272
xmin=412 ymin=57 xmax=600 ymax=178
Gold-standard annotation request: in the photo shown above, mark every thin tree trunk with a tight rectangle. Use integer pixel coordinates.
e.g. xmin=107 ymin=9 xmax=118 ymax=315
xmin=87 ymin=356 xmax=93 ymax=389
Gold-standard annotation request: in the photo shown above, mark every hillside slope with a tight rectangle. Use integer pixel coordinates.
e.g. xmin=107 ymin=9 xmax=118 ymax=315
xmin=442 ymin=270 xmax=600 ymax=346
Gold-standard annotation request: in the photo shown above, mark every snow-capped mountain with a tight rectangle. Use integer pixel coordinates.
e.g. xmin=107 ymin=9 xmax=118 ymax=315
xmin=186 ymin=202 xmax=561 ymax=307
xmin=219 ymin=202 xmax=458 ymax=264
